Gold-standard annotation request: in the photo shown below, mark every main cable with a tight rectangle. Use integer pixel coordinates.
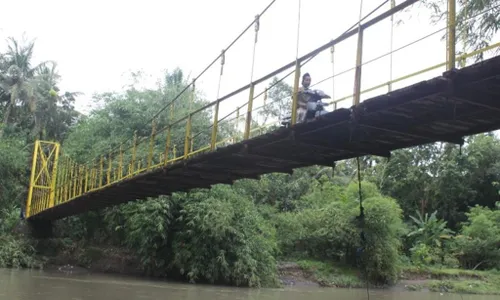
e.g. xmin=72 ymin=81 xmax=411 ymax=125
xmin=83 ymin=0 xmax=279 ymax=164
xmin=189 ymin=0 xmax=393 ymax=142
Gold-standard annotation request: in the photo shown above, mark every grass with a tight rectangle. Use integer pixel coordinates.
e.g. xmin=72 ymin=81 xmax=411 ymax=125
xmin=428 ymin=279 xmax=500 ymax=295
xmin=293 ymin=261 xmax=500 ymax=295
xmin=401 ymin=266 xmax=500 ymax=295
xmin=295 ymin=259 xmax=364 ymax=288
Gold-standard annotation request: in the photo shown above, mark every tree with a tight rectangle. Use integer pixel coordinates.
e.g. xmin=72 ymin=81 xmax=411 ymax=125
xmin=259 ymin=77 xmax=292 ymax=124
xmin=0 ymin=37 xmax=79 ymax=140
xmin=422 ymin=0 xmax=500 ymax=61
xmin=0 ymin=37 xmax=47 ymax=138
xmin=30 ymin=62 xmax=81 ymax=140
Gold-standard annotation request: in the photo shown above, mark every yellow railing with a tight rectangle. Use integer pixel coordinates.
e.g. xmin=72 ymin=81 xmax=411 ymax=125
xmin=25 ymin=0 xmax=500 ymax=218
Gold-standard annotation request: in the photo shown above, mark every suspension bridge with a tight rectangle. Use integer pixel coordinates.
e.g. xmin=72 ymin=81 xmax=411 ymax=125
xmin=25 ymin=0 xmax=500 ymax=221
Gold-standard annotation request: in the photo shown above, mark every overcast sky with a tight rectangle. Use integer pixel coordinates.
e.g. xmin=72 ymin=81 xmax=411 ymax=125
xmin=0 ymin=0 xmax=493 ymax=124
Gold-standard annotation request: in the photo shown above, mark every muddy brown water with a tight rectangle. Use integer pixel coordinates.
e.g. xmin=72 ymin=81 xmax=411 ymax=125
xmin=0 ymin=268 xmax=497 ymax=300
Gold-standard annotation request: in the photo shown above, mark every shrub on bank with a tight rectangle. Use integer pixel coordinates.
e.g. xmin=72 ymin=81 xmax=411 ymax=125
xmin=0 ymin=235 xmax=40 ymax=269
xmin=275 ymin=180 xmax=405 ymax=284
xmin=170 ymin=185 xmax=279 ymax=287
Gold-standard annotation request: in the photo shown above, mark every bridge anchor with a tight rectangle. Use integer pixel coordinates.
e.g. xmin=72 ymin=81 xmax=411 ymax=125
xmin=27 ymin=218 xmax=53 ymax=239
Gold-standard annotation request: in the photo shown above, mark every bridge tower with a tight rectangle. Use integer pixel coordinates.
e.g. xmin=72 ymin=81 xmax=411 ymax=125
xmin=25 ymin=140 xmax=60 ymax=237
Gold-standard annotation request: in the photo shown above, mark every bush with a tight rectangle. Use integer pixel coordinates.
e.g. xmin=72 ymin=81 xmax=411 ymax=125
xmin=454 ymin=204 xmax=500 ymax=270
xmin=275 ymin=180 xmax=405 ymax=284
xmin=119 ymin=197 xmax=173 ymax=275
xmin=0 ymin=235 xmax=40 ymax=268
xmin=170 ymin=185 xmax=279 ymax=287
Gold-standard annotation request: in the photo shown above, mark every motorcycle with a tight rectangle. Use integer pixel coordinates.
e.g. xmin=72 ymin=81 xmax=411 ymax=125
xmin=280 ymin=89 xmax=332 ymax=128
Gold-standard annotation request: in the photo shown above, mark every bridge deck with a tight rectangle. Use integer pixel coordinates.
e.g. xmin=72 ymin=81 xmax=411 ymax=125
xmin=31 ymin=55 xmax=500 ymax=221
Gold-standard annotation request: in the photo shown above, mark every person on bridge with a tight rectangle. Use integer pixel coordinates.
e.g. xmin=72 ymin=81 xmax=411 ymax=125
xmin=296 ymin=72 xmax=311 ymax=123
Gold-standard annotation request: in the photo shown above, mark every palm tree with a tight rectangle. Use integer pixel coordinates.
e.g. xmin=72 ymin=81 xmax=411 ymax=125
xmin=33 ymin=62 xmax=82 ymax=140
xmin=0 ymin=36 xmax=51 ymax=138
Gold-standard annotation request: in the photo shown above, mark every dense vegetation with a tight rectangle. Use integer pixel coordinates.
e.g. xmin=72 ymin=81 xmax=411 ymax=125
xmin=1 ymin=0 xmax=500 ymax=293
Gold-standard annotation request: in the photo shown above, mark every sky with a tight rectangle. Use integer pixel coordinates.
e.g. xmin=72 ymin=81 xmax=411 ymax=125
xmin=0 ymin=0 xmax=497 ymax=128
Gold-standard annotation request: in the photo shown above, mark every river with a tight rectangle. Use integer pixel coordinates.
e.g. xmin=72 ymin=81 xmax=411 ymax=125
xmin=0 ymin=268 xmax=497 ymax=300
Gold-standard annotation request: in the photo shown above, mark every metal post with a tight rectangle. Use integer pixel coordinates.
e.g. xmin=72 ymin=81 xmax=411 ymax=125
xmin=63 ymin=157 xmax=70 ymax=203
xmin=389 ymin=0 xmax=395 ymax=92
xmin=131 ymin=131 xmax=137 ymax=174
xmin=291 ymin=60 xmax=301 ymax=125
xmin=244 ymin=84 xmax=255 ymax=139
xmin=164 ymin=126 xmax=171 ymax=165
xmin=68 ymin=160 xmax=73 ymax=201
xmin=185 ymin=114 xmax=192 ymax=158
xmin=235 ymin=106 xmax=240 ymax=142
xmin=72 ymin=163 xmax=77 ymax=199
xmin=353 ymin=0 xmax=364 ymax=106
xmin=447 ymin=0 xmax=456 ymax=70
xmin=78 ymin=166 xmax=83 ymax=196
xmin=119 ymin=145 xmax=123 ymax=179
xmin=48 ymin=143 xmax=60 ymax=208
xmin=353 ymin=28 xmax=364 ymax=106
xmin=107 ymin=152 xmax=112 ymax=185
xmin=211 ymin=101 xmax=220 ymax=150
xmin=84 ymin=165 xmax=89 ymax=193
xmin=25 ymin=140 xmax=40 ymax=218
xmin=99 ymin=156 xmax=104 ymax=187
xmin=148 ymin=119 xmax=157 ymax=169
xmin=331 ymin=43 xmax=335 ymax=101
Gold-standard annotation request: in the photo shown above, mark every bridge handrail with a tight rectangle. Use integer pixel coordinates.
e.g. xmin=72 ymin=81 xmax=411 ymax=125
xmin=27 ymin=0 xmax=500 ymax=218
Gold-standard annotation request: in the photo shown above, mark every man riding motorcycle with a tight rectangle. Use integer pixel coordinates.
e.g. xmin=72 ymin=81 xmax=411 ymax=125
xmin=295 ymin=73 xmax=331 ymax=124
xmin=296 ymin=73 xmax=312 ymax=123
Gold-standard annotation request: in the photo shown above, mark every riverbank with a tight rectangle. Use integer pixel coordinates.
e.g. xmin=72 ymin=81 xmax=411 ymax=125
xmin=282 ymin=261 xmax=500 ymax=295
xmin=49 ymin=241 xmax=500 ymax=295
xmin=46 ymin=247 xmax=500 ymax=296
xmin=2 ymin=234 xmax=499 ymax=295
xmin=399 ymin=266 xmax=500 ymax=295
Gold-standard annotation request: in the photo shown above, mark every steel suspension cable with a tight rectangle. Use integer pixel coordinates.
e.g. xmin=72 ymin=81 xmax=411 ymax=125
xmin=356 ymin=156 xmax=369 ymax=300
xmin=105 ymin=0 xmax=415 ymax=165
xmin=193 ymin=0 xmax=393 ymax=139
xmin=300 ymin=0 xmax=389 ymax=73
xmin=83 ymin=0 xmax=279 ymax=164
xmin=310 ymin=0 xmax=500 ymax=92
xmin=151 ymin=0 xmax=278 ymax=122
xmin=296 ymin=0 xmax=302 ymax=59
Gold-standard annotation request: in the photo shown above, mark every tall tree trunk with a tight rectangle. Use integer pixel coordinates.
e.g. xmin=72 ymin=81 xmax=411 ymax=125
xmin=0 ymin=100 xmax=13 ymax=138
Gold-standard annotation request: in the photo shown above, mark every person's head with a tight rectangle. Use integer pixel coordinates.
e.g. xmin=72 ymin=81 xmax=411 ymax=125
xmin=302 ymin=73 xmax=311 ymax=88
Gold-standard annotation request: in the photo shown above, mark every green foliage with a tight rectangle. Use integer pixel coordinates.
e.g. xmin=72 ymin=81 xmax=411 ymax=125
xmin=369 ymin=135 xmax=500 ymax=228
xmin=0 ymin=235 xmax=40 ymax=268
xmin=0 ymin=207 xmax=40 ymax=268
xmin=104 ymin=197 xmax=174 ymax=275
xmin=3 ymin=31 xmax=500 ymax=292
xmin=402 ymin=266 xmax=500 ymax=294
xmin=454 ymin=203 xmax=500 ymax=270
xmin=234 ymin=166 xmax=325 ymax=211
xmin=62 ymin=68 xmax=216 ymax=164
xmin=170 ymin=185 xmax=279 ymax=287
xmin=296 ymin=259 xmax=363 ymax=287
xmin=0 ymin=136 xmax=28 ymax=209
xmin=410 ymin=243 xmax=439 ymax=267
xmin=422 ymin=0 xmax=500 ymax=61
xmin=0 ymin=36 xmax=79 ymax=140
xmin=408 ymin=210 xmax=454 ymax=247
xmin=259 ymin=77 xmax=292 ymax=122
xmin=275 ymin=180 xmax=404 ymax=283
xmin=428 ymin=277 xmax=500 ymax=295
xmin=0 ymin=206 xmax=20 ymax=233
